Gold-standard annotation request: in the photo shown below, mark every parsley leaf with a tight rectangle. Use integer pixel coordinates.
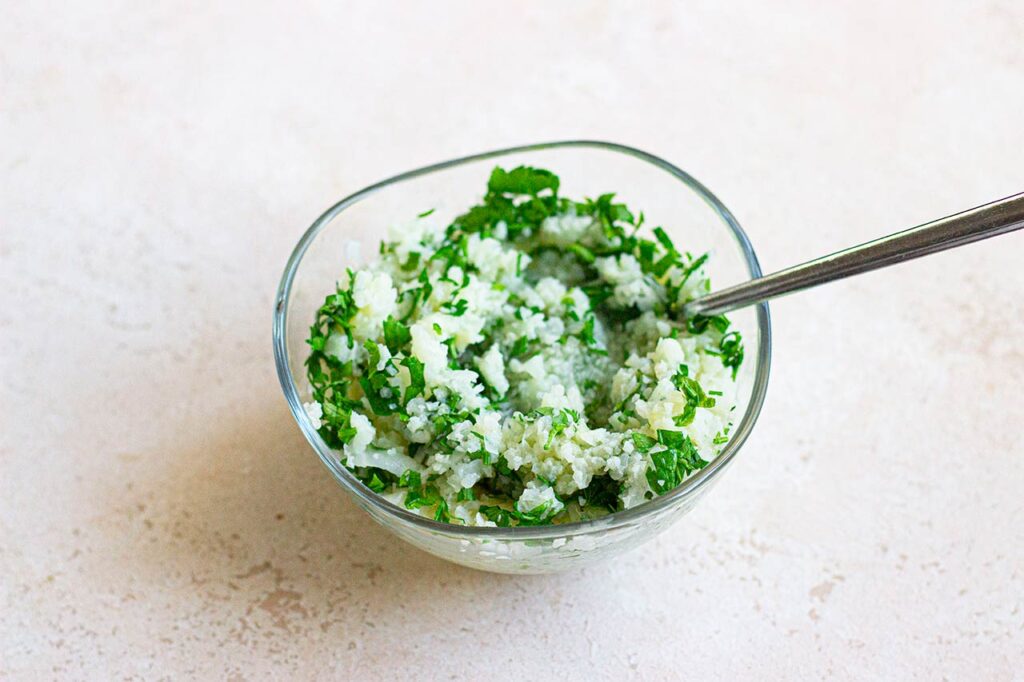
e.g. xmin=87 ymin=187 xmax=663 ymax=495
xmin=579 ymin=474 xmax=621 ymax=513
xmin=513 ymin=500 xmax=557 ymax=526
xmin=686 ymin=314 xmax=731 ymax=335
xmin=382 ymin=316 xmax=411 ymax=354
xmin=401 ymin=251 xmax=421 ymax=272
xmin=355 ymin=467 xmax=397 ymax=494
xmin=488 ymin=166 xmax=560 ymax=196
xmin=718 ymin=331 xmax=744 ymax=379
xmin=509 ymin=336 xmax=533 ymax=358
xmin=400 ymin=356 xmax=425 ymax=403
xmin=656 ymin=429 xmax=687 ymax=449
xmin=442 ymin=298 xmax=469 ymax=317
xmin=359 ymin=375 xmax=397 ymax=416
xmin=568 ymin=243 xmax=596 ymax=264
xmin=653 ymin=226 xmax=675 ymax=252
xmin=645 ymin=431 xmax=708 ymax=494
xmin=479 ymin=505 xmax=514 ymax=527
xmin=671 ymin=367 xmax=716 ymax=426
xmin=526 ymin=407 xmax=579 ymax=449
xmin=398 ymin=469 xmax=422 ymax=489
xmin=632 ymin=432 xmax=657 ymax=452
xmin=404 ymin=483 xmax=450 ymax=522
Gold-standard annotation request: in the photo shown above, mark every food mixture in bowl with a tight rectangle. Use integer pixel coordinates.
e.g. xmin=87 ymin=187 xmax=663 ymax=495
xmin=303 ymin=166 xmax=744 ymax=527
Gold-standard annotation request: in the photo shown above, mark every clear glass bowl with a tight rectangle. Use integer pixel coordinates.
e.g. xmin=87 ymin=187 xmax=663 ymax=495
xmin=273 ymin=141 xmax=771 ymax=574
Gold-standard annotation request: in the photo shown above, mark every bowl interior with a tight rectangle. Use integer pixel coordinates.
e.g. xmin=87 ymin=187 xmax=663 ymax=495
xmin=274 ymin=141 xmax=770 ymax=541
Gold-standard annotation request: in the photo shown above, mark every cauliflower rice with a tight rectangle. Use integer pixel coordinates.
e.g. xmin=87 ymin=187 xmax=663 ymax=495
xmin=304 ymin=166 xmax=744 ymax=527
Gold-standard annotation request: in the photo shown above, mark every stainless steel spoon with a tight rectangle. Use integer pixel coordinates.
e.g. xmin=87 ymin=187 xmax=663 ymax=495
xmin=683 ymin=192 xmax=1024 ymax=318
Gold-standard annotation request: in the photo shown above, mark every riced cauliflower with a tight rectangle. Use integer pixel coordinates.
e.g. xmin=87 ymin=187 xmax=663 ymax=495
xmin=305 ymin=166 xmax=744 ymax=527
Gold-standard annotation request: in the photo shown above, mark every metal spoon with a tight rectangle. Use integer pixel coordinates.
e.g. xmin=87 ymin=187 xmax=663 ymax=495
xmin=683 ymin=192 xmax=1024 ymax=318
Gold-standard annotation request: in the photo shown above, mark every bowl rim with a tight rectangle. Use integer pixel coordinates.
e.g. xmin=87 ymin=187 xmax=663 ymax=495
xmin=273 ymin=139 xmax=772 ymax=539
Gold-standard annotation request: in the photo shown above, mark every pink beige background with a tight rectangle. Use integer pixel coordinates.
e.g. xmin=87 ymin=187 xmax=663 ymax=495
xmin=3 ymin=2 xmax=1023 ymax=679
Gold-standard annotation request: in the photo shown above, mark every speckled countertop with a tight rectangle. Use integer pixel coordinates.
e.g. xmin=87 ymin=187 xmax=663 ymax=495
xmin=3 ymin=2 xmax=1023 ymax=679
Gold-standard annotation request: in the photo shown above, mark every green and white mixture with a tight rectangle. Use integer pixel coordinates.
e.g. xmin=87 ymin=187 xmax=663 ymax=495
xmin=304 ymin=166 xmax=744 ymax=527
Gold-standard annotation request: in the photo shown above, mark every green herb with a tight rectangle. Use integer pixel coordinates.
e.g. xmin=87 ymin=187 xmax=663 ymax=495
xmin=464 ymin=430 xmax=493 ymax=464
xmin=443 ymin=298 xmax=469 ymax=317
xmin=382 ymin=316 xmax=411 ymax=354
xmin=686 ymin=314 xmax=731 ymax=335
xmin=480 ymin=494 xmax=562 ymax=527
xmin=568 ymin=243 xmax=596 ymax=264
xmin=652 ymin=226 xmax=674 ymax=252
xmin=513 ymin=500 xmax=557 ymax=526
xmin=632 ymin=432 xmax=657 ymax=452
xmin=400 ymin=356 xmax=425 ymax=403
xmin=637 ymin=240 xmax=657 ymax=267
xmin=581 ymin=283 xmax=614 ymax=308
xmin=670 ymin=367 xmax=716 ymax=426
xmin=366 ymin=472 xmax=387 ymax=493
xmin=430 ymin=233 xmax=471 ymax=271
xmin=645 ymin=430 xmax=708 ymax=494
xmin=359 ymin=375 xmax=397 ymax=416
xmin=487 ymin=166 xmax=560 ymax=196
xmin=650 ymin=253 xmax=676 ymax=278
xmin=509 ymin=336 xmax=532 ymax=358
xmin=579 ymin=315 xmax=597 ymax=346
xmin=579 ymin=475 xmax=621 ymax=513
xmin=494 ymin=455 xmax=514 ymax=477
xmin=305 ymin=276 xmax=378 ymax=448
xmin=400 ymin=268 xmax=434 ymax=322
xmin=579 ymin=193 xmax=634 ymax=239
xmin=655 ymin=429 xmax=684 ymax=448
xmin=679 ymin=253 xmax=709 ymax=284
xmin=479 ymin=505 xmax=515 ymax=527
xmin=355 ymin=467 xmax=397 ymax=494
xmin=398 ymin=469 xmax=422 ymax=489
xmin=718 ymin=331 xmax=744 ymax=379
xmin=401 ymin=251 xmax=421 ymax=272
xmin=364 ymin=339 xmax=382 ymax=369
xmin=404 ymin=483 xmax=450 ymax=522
xmin=545 ymin=409 xmax=574 ymax=449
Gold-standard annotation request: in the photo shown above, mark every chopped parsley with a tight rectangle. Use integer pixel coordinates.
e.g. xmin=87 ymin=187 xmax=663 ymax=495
xmin=304 ymin=164 xmax=743 ymax=526
xmin=382 ymin=316 xmax=411 ymax=353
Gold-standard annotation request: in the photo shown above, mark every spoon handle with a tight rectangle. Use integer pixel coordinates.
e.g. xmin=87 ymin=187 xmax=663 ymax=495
xmin=684 ymin=192 xmax=1024 ymax=318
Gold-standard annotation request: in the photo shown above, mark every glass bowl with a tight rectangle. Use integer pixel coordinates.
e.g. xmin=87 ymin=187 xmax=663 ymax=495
xmin=273 ymin=141 xmax=771 ymax=574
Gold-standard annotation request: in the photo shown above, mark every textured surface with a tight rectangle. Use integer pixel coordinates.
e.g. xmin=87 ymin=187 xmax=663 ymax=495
xmin=2 ymin=2 xmax=1023 ymax=679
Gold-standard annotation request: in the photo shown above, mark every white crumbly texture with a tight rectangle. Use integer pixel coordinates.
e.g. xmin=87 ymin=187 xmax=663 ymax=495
xmin=310 ymin=208 xmax=740 ymax=526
